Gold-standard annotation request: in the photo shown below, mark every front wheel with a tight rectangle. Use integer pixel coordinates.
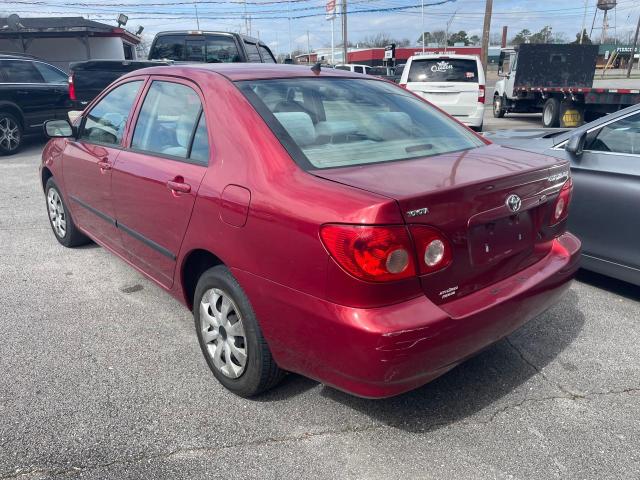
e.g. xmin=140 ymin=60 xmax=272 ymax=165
xmin=45 ymin=178 xmax=90 ymax=247
xmin=194 ymin=265 xmax=284 ymax=397
xmin=493 ymin=95 xmax=505 ymax=118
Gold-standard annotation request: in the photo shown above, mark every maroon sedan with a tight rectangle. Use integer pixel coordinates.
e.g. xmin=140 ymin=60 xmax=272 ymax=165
xmin=40 ymin=64 xmax=580 ymax=398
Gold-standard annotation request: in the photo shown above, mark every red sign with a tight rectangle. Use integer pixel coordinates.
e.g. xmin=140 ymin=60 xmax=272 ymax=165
xmin=326 ymin=0 xmax=336 ymax=19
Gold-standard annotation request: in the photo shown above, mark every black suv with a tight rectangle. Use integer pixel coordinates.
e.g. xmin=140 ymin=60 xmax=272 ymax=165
xmin=0 ymin=53 xmax=70 ymax=155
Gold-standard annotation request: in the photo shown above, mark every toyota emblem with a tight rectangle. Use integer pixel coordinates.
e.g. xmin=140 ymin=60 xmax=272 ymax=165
xmin=506 ymin=194 xmax=522 ymax=213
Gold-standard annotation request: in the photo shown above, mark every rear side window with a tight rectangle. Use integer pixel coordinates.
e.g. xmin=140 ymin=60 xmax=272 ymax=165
xmin=1 ymin=60 xmax=44 ymax=83
xmin=33 ymin=62 xmax=67 ymax=83
xmin=353 ymin=66 xmax=364 ymax=74
xmin=80 ymin=81 xmax=142 ymax=145
xmin=238 ymin=78 xmax=483 ymax=169
xmin=408 ymin=59 xmax=479 ymax=83
xmin=334 ymin=65 xmax=350 ymax=71
xmin=244 ymin=42 xmax=262 ymax=63
xmin=206 ymin=35 xmax=241 ymax=62
xmin=131 ymin=81 xmax=208 ymax=163
xmin=149 ymin=35 xmax=185 ymax=60
xmin=258 ymin=45 xmax=276 ymax=63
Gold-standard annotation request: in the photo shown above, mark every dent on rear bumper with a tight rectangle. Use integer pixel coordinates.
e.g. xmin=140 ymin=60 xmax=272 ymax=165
xmin=233 ymin=233 xmax=581 ymax=398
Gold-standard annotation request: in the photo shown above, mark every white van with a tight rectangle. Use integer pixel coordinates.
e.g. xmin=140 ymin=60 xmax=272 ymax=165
xmin=399 ymin=54 xmax=485 ymax=131
xmin=334 ymin=64 xmax=372 ymax=75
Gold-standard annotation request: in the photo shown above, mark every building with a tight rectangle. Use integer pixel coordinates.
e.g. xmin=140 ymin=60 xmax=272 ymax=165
xmin=0 ymin=16 xmax=141 ymax=72
xmin=597 ymin=44 xmax=639 ymax=69
xmin=295 ymin=46 xmax=482 ymax=66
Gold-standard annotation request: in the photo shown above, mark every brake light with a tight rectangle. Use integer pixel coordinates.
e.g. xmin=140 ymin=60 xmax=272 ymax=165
xmin=68 ymin=75 xmax=76 ymax=101
xmin=320 ymin=225 xmax=416 ymax=282
xmin=409 ymin=226 xmax=453 ymax=274
xmin=550 ymin=178 xmax=573 ymax=225
xmin=478 ymin=84 xmax=485 ymax=103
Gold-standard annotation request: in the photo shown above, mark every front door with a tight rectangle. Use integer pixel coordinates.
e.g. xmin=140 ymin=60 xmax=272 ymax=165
xmin=568 ymin=110 xmax=640 ymax=274
xmin=112 ymin=78 xmax=210 ymax=287
xmin=62 ymin=80 xmax=144 ymax=250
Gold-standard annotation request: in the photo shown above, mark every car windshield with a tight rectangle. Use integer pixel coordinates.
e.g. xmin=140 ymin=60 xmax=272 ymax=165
xmin=150 ymin=34 xmax=241 ymax=62
xmin=237 ymin=78 xmax=483 ymax=169
xmin=408 ymin=58 xmax=479 ymax=83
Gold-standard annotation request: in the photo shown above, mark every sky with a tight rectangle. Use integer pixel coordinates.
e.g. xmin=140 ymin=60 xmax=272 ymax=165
xmin=3 ymin=0 xmax=640 ymax=56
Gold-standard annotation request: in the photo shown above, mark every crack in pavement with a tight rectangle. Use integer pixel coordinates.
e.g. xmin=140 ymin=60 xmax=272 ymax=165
xmin=2 ymin=387 xmax=640 ymax=479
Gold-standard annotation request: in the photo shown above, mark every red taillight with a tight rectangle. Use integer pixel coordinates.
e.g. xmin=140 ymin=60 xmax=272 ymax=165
xmin=320 ymin=225 xmax=416 ymax=282
xmin=320 ymin=224 xmax=453 ymax=282
xmin=550 ymin=178 xmax=573 ymax=225
xmin=68 ymin=75 xmax=76 ymax=101
xmin=478 ymin=84 xmax=485 ymax=104
xmin=399 ymin=83 xmax=407 ymax=89
xmin=409 ymin=225 xmax=453 ymax=274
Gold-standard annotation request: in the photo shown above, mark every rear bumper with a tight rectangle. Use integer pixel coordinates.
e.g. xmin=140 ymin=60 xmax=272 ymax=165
xmin=233 ymin=233 xmax=581 ymax=398
xmin=451 ymin=104 xmax=485 ymax=127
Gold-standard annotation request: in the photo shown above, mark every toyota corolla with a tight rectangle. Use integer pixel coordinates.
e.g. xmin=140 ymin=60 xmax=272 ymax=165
xmin=40 ymin=64 xmax=580 ymax=398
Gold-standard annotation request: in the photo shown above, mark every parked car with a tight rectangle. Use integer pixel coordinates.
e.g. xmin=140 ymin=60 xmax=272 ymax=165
xmin=399 ymin=54 xmax=486 ymax=131
xmin=485 ymin=103 xmax=640 ymax=286
xmin=334 ymin=64 xmax=372 ymax=74
xmin=368 ymin=65 xmax=395 ymax=81
xmin=0 ymin=53 xmax=70 ymax=155
xmin=69 ymin=31 xmax=276 ymax=107
xmin=41 ymin=64 xmax=580 ymax=398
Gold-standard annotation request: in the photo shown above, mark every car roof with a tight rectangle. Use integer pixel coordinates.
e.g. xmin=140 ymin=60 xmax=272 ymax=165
xmin=126 ymin=63 xmax=365 ymax=81
xmin=153 ymin=30 xmax=265 ymax=45
xmin=409 ymin=54 xmax=479 ymax=62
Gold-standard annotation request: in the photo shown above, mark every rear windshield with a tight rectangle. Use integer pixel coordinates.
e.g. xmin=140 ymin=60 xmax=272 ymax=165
xmin=237 ymin=78 xmax=483 ymax=170
xmin=408 ymin=58 xmax=479 ymax=83
xmin=149 ymin=34 xmax=241 ymax=62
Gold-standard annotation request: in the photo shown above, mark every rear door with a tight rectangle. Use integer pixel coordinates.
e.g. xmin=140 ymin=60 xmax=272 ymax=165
xmin=406 ymin=57 xmax=480 ymax=118
xmin=111 ymin=77 xmax=210 ymax=288
xmin=32 ymin=61 xmax=70 ymax=120
xmin=567 ymin=110 xmax=640 ymax=274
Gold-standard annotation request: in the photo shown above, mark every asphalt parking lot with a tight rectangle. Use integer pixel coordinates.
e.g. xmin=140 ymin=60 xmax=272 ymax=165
xmin=1 ymin=115 xmax=639 ymax=479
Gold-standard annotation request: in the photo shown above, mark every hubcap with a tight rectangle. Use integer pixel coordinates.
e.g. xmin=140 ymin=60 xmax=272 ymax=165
xmin=494 ymin=97 xmax=501 ymax=114
xmin=47 ymin=188 xmax=67 ymax=238
xmin=0 ymin=117 xmax=20 ymax=151
xmin=543 ymin=106 xmax=553 ymax=125
xmin=199 ymin=288 xmax=247 ymax=379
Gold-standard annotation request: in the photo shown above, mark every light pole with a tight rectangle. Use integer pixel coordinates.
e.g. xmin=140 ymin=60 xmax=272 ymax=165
xmin=421 ymin=0 xmax=425 ymax=53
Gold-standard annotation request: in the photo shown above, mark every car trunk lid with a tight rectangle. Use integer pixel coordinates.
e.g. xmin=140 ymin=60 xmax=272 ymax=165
xmin=312 ymin=144 xmax=570 ymax=305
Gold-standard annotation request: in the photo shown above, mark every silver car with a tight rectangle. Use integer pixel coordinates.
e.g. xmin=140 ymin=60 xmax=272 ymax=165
xmin=485 ymin=104 xmax=640 ymax=286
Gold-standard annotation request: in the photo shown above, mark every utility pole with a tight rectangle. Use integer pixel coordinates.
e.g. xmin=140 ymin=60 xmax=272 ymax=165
xmin=307 ymin=30 xmax=311 ymax=63
xmin=288 ymin=0 xmax=292 ymax=59
xmin=341 ymin=0 xmax=347 ymax=65
xmin=627 ymin=12 xmax=640 ymax=79
xmin=481 ymin=0 xmax=493 ymax=75
xmin=421 ymin=0 xmax=425 ymax=53
xmin=579 ymin=0 xmax=588 ymax=44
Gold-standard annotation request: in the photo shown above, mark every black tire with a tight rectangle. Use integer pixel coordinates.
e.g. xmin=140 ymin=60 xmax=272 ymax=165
xmin=194 ymin=265 xmax=284 ymax=397
xmin=492 ymin=95 xmax=505 ymax=118
xmin=0 ymin=111 xmax=23 ymax=156
xmin=45 ymin=177 xmax=90 ymax=247
xmin=471 ymin=123 xmax=483 ymax=132
xmin=542 ymin=98 xmax=561 ymax=128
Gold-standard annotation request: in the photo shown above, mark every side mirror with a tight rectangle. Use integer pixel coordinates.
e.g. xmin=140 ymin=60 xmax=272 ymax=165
xmin=44 ymin=119 xmax=74 ymax=138
xmin=564 ymin=131 xmax=586 ymax=157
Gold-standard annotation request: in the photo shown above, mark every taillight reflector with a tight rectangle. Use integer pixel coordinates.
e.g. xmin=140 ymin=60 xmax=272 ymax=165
xmin=320 ymin=224 xmax=416 ymax=282
xmin=409 ymin=225 xmax=453 ymax=274
xmin=550 ymin=178 xmax=573 ymax=225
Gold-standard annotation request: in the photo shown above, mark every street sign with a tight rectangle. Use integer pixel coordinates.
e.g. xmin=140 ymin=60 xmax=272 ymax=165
xmin=384 ymin=44 xmax=396 ymax=60
xmin=326 ymin=0 xmax=336 ymax=20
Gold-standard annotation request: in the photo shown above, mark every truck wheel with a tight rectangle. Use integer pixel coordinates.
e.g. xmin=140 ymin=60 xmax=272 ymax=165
xmin=493 ymin=95 xmax=505 ymax=118
xmin=542 ymin=98 xmax=561 ymax=128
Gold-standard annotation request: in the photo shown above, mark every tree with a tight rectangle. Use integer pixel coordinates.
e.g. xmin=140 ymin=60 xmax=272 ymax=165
xmin=571 ymin=29 xmax=593 ymax=44
xmin=447 ymin=30 xmax=469 ymax=46
xmin=529 ymin=26 xmax=553 ymax=43
xmin=511 ymin=29 xmax=532 ymax=45
xmin=469 ymin=34 xmax=481 ymax=46
xmin=361 ymin=33 xmax=394 ymax=48
xmin=417 ymin=30 xmax=447 ymax=46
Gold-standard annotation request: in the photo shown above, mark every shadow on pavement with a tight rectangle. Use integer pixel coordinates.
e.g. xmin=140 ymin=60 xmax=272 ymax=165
xmin=576 ymin=269 xmax=640 ymax=302
xmin=309 ymin=289 xmax=585 ymax=432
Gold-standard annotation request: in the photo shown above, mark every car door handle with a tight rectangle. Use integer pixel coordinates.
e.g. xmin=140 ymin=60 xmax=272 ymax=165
xmin=97 ymin=159 xmax=111 ymax=171
xmin=167 ymin=180 xmax=191 ymax=194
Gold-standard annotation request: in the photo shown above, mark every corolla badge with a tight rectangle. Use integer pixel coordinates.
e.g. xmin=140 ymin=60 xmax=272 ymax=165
xmin=506 ymin=194 xmax=522 ymax=212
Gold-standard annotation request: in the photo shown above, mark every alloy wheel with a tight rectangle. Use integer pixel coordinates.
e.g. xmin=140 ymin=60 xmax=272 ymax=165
xmin=493 ymin=97 xmax=501 ymax=115
xmin=200 ymin=288 xmax=248 ymax=379
xmin=0 ymin=116 xmax=20 ymax=152
xmin=47 ymin=188 xmax=67 ymax=238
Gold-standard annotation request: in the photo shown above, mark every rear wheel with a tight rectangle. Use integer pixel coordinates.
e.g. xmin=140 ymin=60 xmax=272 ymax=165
xmin=45 ymin=177 xmax=90 ymax=247
xmin=194 ymin=265 xmax=284 ymax=397
xmin=542 ymin=98 xmax=561 ymax=128
xmin=0 ymin=112 xmax=23 ymax=156
xmin=492 ymin=95 xmax=505 ymax=118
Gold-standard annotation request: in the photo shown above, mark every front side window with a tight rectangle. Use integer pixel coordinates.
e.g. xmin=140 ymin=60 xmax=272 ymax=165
xmin=33 ymin=62 xmax=67 ymax=84
xmin=238 ymin=78 xmax=483 ymax=169
xmin=586 ymin=113 xmax=640 ymax=155
xmin=80 ymin=80 xmax=142 ymax=145
xmin=205 ymin=35 xmax=241 ymax=62
xmin=1 ymin=60 xmax=44 ymax=83
xmin=408 ymin=58 xmax=479 ymax=83
xmin=131 ymin=81 xmax=207 ymax=162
